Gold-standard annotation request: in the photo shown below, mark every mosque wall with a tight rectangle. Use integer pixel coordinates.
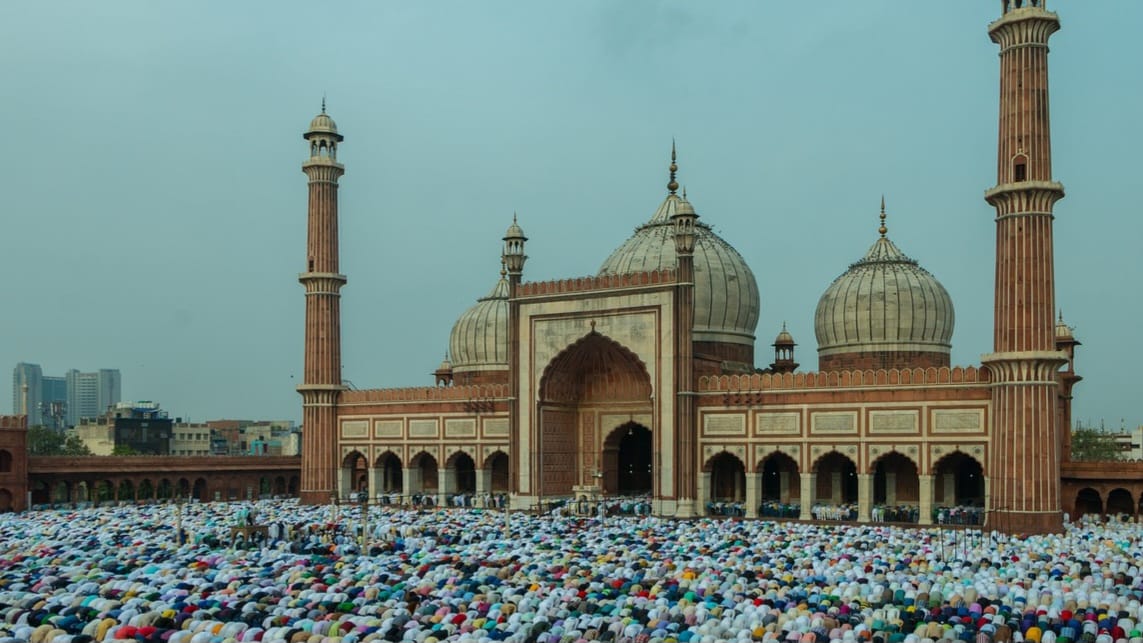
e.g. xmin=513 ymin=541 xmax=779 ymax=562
xmin=0 ymin=415 xmax=27 ymax=512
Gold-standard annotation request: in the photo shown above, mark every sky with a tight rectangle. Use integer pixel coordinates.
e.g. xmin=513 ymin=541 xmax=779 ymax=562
xmin=1 ymin=1 xmax=1140 ymax=429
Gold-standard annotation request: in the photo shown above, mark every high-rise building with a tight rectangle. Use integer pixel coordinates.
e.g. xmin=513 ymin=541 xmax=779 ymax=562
xmin=40 ymin=377 xmax=67 ymax=431
xmin=11 ymin=363 xmax=43 ymax=427
xmin=66 ymin=369 xmax=121 ymax=427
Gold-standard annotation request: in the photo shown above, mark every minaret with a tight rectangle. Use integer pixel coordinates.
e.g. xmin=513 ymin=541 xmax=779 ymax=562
xmin=983 ymin=0 xmax=1067 ymax=534
xmin=298 ymin=102 xmax=347 ymax=505
xmin=502 ymin=214 xmax=527 ymax=505
xmin=668 ymin=143 xmax=698 ymax=517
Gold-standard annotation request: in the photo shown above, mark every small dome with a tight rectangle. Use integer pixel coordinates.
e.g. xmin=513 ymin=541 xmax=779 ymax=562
xmin=504 ymin=215 xmax=526 ymax=241
xmin=449 ymin=273 xmax=509 ymax=373
xmin=599 ymin=193 xmax=760 ymax=346
xmin=815 ymin=232 xmax=954 ymax=362
xmin=1055 ymin=313 xmax=1074 ymax=339
xmin=309 ymin=112 xmax=338 ymax=135
xmin=773 ymin=324 xmax=795 ymax=347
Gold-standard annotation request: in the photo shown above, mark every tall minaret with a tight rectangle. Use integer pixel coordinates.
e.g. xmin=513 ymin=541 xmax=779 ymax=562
xmin=983 ymin=0 xmax=1067 ymax=534
xmin=298 ymin=102 xmax=347 ymax=505
xmin=668 ymin=144 xmax=698 ymax=517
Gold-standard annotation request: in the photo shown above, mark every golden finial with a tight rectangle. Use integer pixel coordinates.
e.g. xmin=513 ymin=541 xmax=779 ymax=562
xmin=321 ymin=94 xmax=326 ymax=114
xmin=878 ymin=195 xmax=888 ymax=237
xmin=500 ymin=256 xmax=507 ymax=278
xmin=667 ymin=140 xmax=679 ymax=195
xmin=682 ymin=186 xmax=687 ymax=199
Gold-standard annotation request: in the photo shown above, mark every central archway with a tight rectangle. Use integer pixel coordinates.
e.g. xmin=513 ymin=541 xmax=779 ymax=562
xmin=538 ymin=331 xmax=653 ymax=499
xmin=603 ymin=423 xmax=653 ymax=495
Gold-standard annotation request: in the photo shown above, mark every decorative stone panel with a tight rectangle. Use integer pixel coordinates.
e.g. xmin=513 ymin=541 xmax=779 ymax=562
xmin=703 ymin=413 xmax=746 ymax=436
xmin=811 ymin=411 xmax=858 ymax=435
xmin=374 ymin=419 xmax=403 ymax=439
xmin=483 ymin=418 xmax=508 ymax=438
xmin=409 ymin=419 xmax=439 ymax=439
xmin=869 ymin=410 xmax=918 ymax=434
xmin=932 ymin=409 xmax=985 ymax=434
xmin=702 ymin=444 xmax=747 ymax=467
xmin=340 ymin=420 xmax=369 ymax=439
xmin=445 ymin=418 xmax=476 ymax=438
xmin=756 ymin=412 xmax=800 ymax=435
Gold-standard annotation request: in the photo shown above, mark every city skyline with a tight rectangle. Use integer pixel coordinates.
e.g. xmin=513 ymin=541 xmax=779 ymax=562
xmin=1 ymin=1 xmax=1140 ymax=427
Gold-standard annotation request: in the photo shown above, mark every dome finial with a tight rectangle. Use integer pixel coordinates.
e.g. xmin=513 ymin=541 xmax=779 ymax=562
xmin=667 ymin=139 xmax=679 ymax=195
xmin=321 ymin=94 xmax=326 ymax=114
xmin=878 ymin=195 xmax=888 ymax=238
xmin=500 ymin=255 xmax=507 ymax=279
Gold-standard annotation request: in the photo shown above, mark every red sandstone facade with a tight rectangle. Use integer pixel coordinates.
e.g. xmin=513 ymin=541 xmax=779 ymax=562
xmin=0 ymin=415 xmax=28 ymax=512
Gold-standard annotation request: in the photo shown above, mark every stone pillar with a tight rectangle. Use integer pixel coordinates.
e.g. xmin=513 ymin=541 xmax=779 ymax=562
xmin=402 ymin=468 xmax=422 ymax=502
xmin=943 ymin=473 xmax=956 ymax=506
xmin=439 ymin=468 xmax=455 ymax=507
xmin=831 ymin=472 xmax=842 ymax=504
xmin=858 ymin=474 xmax=873 ymax=522
xmin=476 ymin=469 xmax=490 ymax=497
xmin=367 ymin=467 xmax=381 ymax=502
xmin=337 ymin=467 xmax=353 ymax=501
xmin=780 ymin=470 xmax=791 ymax=503
xmin=799 ymin=473 xmax=814 ymax=520
xmin=745 ymin=472 xmax=760 ymax=518
xmin=886 ymin=472 xmax=897 ymax=505
xmin=919 ymin=474 xmax=934 ymax=525
xmin=697 ymin=472 xmax=710 ymax=515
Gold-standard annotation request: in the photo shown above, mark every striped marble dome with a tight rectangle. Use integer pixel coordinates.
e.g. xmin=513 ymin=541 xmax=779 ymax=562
xmin=814 ymin=233 xmax=954 ymax=360
xmin=448 ymin=272 xmax=509 ymax=373
xmin=598 ymin=193 xmax=760 ymax=347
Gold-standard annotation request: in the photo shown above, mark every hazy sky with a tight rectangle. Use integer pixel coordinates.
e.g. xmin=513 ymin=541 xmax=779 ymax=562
xmin=1 ymin=2 xmax=1139 ymax=429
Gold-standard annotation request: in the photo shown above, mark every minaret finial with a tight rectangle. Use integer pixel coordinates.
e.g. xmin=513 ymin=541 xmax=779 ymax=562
xmin=500 ymin=255 xmax=507 ymax=278
xmin=878 ymin=195 xmax=888 ymax=238
xmin=667 ymin=140 xmax=679 ymax=195
xmin=321 ymin=94 xmax=326 ymax=114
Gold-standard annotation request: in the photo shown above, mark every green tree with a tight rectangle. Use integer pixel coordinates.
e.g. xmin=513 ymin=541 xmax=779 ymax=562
xmin=111 ymin=444 xmax=141 ymax=456
xmin=1071 ymin=428 xmax=1124 ymax=461
xmin=27 ymin=426 xmax=93 ymax=456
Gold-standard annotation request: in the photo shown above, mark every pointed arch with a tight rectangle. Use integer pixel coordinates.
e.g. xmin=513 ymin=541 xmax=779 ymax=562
xmin=811 ymin=451 xmax=857 ymax=505
xmin=539 ymin=331 xmax=652 ymax=404
xmin=870 ymin=451 xmax=920 ymax=507
xmin=932 ymin=451 xmax=984 ymax=507
xmin=705 ymin=451 xmax=745 ymax=504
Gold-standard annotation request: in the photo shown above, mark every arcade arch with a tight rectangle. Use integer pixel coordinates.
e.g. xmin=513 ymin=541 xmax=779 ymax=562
xmin=933 ymin=452 xmax=984 ymax=506
xmin=871 ymin=452 xmax=919 ymax=506
xmin=602 ymin=423 xmax=652 ymax=495
xmin=812 ymin=452 xmax=857 ymax=505
xmin=705 ymin=452 xmax=745 ymax=503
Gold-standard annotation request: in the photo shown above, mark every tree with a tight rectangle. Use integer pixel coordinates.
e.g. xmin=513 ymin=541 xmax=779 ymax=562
xmin=27 ymin=426 xmax=93 ymax=456
xmin=1071 ymin=428 xmax=1124 ymax=461
xmin=111 ymin=444 xmax=141 ymax=456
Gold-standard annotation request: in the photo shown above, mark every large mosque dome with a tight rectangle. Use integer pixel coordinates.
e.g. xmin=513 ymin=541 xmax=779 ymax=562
xmin=598 ymin=157 xmax=760 ymax=355
xmin=448 ymin=267 xmax=509 ymax=383
xmin=814 ymin=203 xmax=954 ymax=371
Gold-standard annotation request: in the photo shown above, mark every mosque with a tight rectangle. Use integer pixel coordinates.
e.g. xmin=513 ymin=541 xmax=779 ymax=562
xmin=296 ymin=1 xmax=1108 ymax=535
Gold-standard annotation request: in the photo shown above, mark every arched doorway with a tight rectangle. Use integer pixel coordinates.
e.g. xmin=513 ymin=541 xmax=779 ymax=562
xmin=138 ymin=480 xmax=154 ymax=501
xmin=95 ymin=480 xmax=114 ymax=503
xmin=375 ymin=452 xmax=403 ymax=493
xmin=933 ymin=452 xmax=984 ymax=506
xmin=410 ymin=452 xmax=438 ymax=495
xmin=448 ymin=452 xmax=477 ymax=495
xmin=486 ymin=451 xmax=509 ymax=492
xmin=288 ymin=476 xmax=300 ymax=496
xmin=177 ymin=478 xmax=191 ymax=499
xmin=872 ymin=452 xmax=919 ymax=505
xmin=1107 ymin=488 xmax=1134 ymax=517
xmin=760 ymin=452 xmax=799 ymax=504
xmin=1075 ymin=488 xmax=1102 ymax=517
xmin=813 ymin=452 xmax=857 ymax=506
xmin=117 ymin=480 xmax=135 ymax=502
xmin=341 ymin=451 xmax=368 ymax=499
xmin=538 ymin=331 xmax=653 ymax=499
xmin=156 ymin=479 xmax=173 ymax=500
xmin=192 ymin=478 xmax=208 ymax=502
xmin=274 ymin=476 xmax=287 ymax=495
xmin=603 ymin=423 xmax=653 ymax=495
xmin=706 ymin=452 xmax=745 ymax=505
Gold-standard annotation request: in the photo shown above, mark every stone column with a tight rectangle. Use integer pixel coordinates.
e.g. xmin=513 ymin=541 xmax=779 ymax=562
xmin=697 ymin=472 xmax=710 ymax=515
xmin=367 ymin=467 xmax=380 ymax=502
xmin=438 ymin=468 xmax=454 ymax=507
xmin=780 ymin=471 xmax=791 ymax=503
xmin=799 ymin=473 xmax=814 ymax=520
xmin=858 ymin=474 xmax=873 ymax=522
xmin=745 ymin=471 xmax=760 ymax=518
xmin=831 ymin=472 xmax=842 ymax=504
xmin=402 ymin=468 xmax=422 ymax=503
xmin=886 ymin=472 xmax=897 ymax=505
xmin=919 ymin=474 xmax=934 ymax=525
xmin=943 ymin=474 xmax=956 ymax=506
xmin=476 ymin=469 xmax=490 ymax=497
